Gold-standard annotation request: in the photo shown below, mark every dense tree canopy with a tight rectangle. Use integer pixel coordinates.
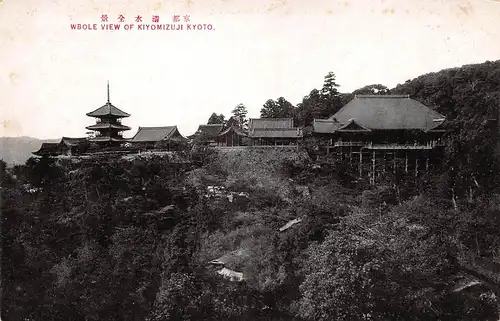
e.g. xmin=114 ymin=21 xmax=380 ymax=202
xmin=207 ymin=113 xmax=226 ymax=125
xmin=295 ymin=72 xmax=344 ymax=126
xmin=392 ymin=60 xmax=500 ymax=199
xmin=231 ymin=104 xmax=249 ymax=128
xmin=260 ymin=97 xmax=296 ymax=119
xmin=352 ymin=84 xmax=390 ymax=96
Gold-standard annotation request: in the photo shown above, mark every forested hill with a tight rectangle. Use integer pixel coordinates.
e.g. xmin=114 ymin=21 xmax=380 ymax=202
xmin=391 ymin=60 xmax=500 ymax=196
xmin=3 ymin=148 xmax=500 ymax=320
xmin=391 ymin=60 xmax=500 ymax=122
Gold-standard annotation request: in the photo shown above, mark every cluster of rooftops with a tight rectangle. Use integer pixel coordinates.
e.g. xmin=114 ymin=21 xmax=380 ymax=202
xmin=33 ymin=84 xmax=447 ymax=156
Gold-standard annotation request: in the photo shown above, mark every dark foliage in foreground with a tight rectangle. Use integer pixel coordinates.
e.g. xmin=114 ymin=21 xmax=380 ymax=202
xmin=2 ymin=151 xmax=500 ymax=320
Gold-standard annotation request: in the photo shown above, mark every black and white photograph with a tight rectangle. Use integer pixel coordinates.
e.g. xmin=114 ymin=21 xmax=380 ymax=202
xmin=2 ymin=0 xmax=500 ymax=320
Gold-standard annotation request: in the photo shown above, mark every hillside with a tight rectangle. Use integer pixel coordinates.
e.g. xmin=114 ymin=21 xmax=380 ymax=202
xmin=390 ymin=60 xmax=500 ymax=197
xmin=2 ymin=145 xmax=500 ymax=320
xmin=0 ymin=136 xmax=59 ymax=166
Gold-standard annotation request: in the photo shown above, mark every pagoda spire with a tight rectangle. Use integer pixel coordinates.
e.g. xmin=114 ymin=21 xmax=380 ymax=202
xmin=107 ymin=80 xmax=110 ymax=103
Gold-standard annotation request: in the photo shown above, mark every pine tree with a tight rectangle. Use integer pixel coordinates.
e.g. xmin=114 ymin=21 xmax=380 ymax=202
xmin=231 ymin=103 xmax=248 ymax=128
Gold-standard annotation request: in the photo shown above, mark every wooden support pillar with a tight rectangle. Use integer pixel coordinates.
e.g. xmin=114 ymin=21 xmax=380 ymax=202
xmin=405 ymin=151 xmax=408 ymax=173
xmin=393 ymin=152 xmax=396 ymax=174
xmin=383 ymin=152 xmax=386 ymax=173
xmin=415 ymin=156 xmax=418 ymax=178
xmin=426 ymin=155 xmax=429 ymax=171
xmin=372 ymin=151 xmax=376 ymax=185
xmin=359 ymin=151 xmax=362 ymax=177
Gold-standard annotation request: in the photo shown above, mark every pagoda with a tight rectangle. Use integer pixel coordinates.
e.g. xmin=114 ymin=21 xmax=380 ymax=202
xmin=86 ymin=82 xmax=131 ymax=144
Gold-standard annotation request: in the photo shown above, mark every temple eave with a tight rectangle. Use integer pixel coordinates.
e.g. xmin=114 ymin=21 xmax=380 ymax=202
xmin=89 ymin=137 xmax=126 ymax=142
xmin=86 ymin=125 xmax=131 ymax=130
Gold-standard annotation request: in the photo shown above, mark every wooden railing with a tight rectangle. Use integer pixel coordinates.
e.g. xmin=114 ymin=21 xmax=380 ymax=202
xmin=332 ymin=141 xmax=444 ymax=149
xmin=96 ymin=119 xmax=122 ymax=124
xmin=214 ymin=145 xmax=299 ymax=150
xmin=333 ymin=141 xmax=364 ymax=147
xmin=368 ymin=143 xmax=435 ymax=150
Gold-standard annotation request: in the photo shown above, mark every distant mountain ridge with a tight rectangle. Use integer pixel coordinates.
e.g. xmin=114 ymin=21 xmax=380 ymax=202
xmin=0 ymin=136 xmax=60 ymax=166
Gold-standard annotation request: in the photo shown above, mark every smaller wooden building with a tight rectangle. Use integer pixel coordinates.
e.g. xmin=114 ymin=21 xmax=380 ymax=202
xmin=216 ymin=117 xmax=248 ymax=146
xmin=192 ymin=124 xmax=225 ymax=146
xmin=248 ymin=118 xmax=303 ymax=146
xmin=33 ymin=143 xmax=61 ymax=156
xmin=216 ymin=125 xmax=248 ymax=146
xmin=33 ymin=137 xmax=89 ymax=157
xmin=59 ymin=137 xmax=89 ymax=155
xmin=129 ymin=126 xmax=186 ymax=150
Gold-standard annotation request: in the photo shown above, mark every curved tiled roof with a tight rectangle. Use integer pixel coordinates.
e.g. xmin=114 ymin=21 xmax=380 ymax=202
xmin=130 ymin=126 xmax=184 ymax=142
xmin=248 ymin=118 xmax=294 ymax=130
xmin=86 ymin=123 xmax=131 ymax=131
xmin=60 ymin=137 xmax=88 ymax=146
xmin=195 ymin=124 xmax=224 ymax=139
xmin=89 ymin=137 xmax=125 ymax=142
xmin=218 ymin=125 xmax=247 ymax=137
xmin=86 ymin=102 xmax=130 ymax=118
xmin=33 ymin=143 xmax=60 ymax=156
xmin=328 ymin=95 xmax=445 ymax=131
xmin=312 ymin=119 xmax=342 ymax=134
xmin=248 ymin=118 xmax=302 ymax=138
xmin=249 ymin=128 xmax=303 ymax=138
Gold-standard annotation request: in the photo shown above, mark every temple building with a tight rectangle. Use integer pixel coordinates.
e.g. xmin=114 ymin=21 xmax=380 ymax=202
xmin=33 ymin=137 xmax=89 ymax=157
xmin=192 ymin=117 xmax=249 ymax=147
xmin=313 ymin=94 xmax=446 ymax=184
xmin=192 ymin=123 xmax=225 ymax=146
xmin=86 ymin=82 xmax=131 ymax=144
xmin=216 ymin=117 xmax=248 ymax=147
xmin=33 ymin=143 xmax=61 ymax=157
xmin=58 ymin=137 xmax=89 ymax=155
xmin=248 ymin=118 xmax=303 ymax=146
xmin=129 ymin=126 xmax=186 ymax=150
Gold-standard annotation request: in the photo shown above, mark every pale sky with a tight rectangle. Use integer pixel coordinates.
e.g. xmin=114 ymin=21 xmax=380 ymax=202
xmin=1 ymin=0 xmax=500 ymax=139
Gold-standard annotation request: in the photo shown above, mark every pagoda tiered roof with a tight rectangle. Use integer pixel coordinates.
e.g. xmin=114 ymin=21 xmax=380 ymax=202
xmin=86 ymin=123 xmax=131 ymax=131
xmin=86 ymin=102 xmax=130 ymax=118
xmin=86 ymin=81 xmax=130 ymax=118
xmin=88 ymin=136 xmax=126 ymax=143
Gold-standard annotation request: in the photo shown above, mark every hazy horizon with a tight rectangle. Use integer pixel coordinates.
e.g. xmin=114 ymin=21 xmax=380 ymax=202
xmin=2 ymin=0 xmax=500 ymax=139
